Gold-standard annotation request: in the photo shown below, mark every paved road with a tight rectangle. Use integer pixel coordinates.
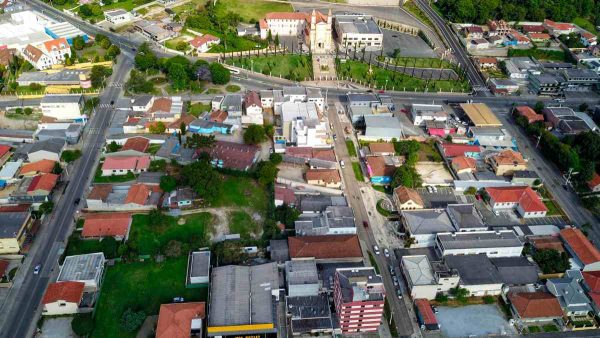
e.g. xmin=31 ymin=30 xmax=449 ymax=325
xmin=0 ymin=56 xmax=131 ymax=338
xmin=327 ymin=102 xmax=417 ymax=337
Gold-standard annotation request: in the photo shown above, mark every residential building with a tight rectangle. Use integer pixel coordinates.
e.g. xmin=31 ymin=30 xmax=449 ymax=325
xmin=189 ymin=34 xmax=220 ymax=53
xmin=57 ymin=253 xmax=105 ymax=292
xmin=41 ymin=94 xmax=84 ymax=120
xmin=451 ymin=156 xmax=476 ymax=174
xmin=410 ymin=104 xmax=448 ymax=126
xmin=401 ymin=209 xmax=454 ymax=248
xmin=288 ymin=235 xmax=363 ymax=263
xmin=41 ymin=281 xmax=85 ymax=316
xmin=487 ymin=20 xmax=510 ymax=36
xmin=156 ymin=302 xmax=205 ymax=338
xmin=488 ymin=149 xmax=528 ymax=176
xmin=401 ymin=255 xmax=459 ymax=300
xmin=242 ymin=91 xmax=263 ymax=125
xmin=347 ymin=93 xmax=380 ymax=108
xmin=514 ymin=106 xmax=544 ymax=124
xmin=187 ymin=251 xmax=210 ymax=286
xmin=368 ymin=142 xmax=395 ymax=156
xmin=295 ymin=206 xmax=355 ymax=236
xmin=207 ymin=263 xmax=280 ymax=337
xmin=463 ymin=25 xmax=484 ymax=39
xmin=363 ymin=115 xmax=403 ymax=141
xmin=393 ymin=186 xmax=424 ymax=210
xmin=547 ymin=269 xmax=594 ymax=316
xmin=274 ymin=185 xmax=296 ymax=207
xmin=507 ymin=292 xmax=564 ymax=325
xmin=543 ymin=19 xmax=576 ymax=37
xmin=581 ymin=31 xmax=598 ymax=47
xmin=22 ymin=37 xmax=71 ymax=70
xmin=439 ymin=143 xmax=481 ymax=159
xmin=503 ymin=57 xmax=542 ymax=79
xmin=560 ymin=227 xmax=600 ymax=271
xmin=86 ymin=183 xmax=162 ymax=211
xmin=512 ymin=170 xmax=541 ymax=187
xmin=100 ymin=156 xmax=150 ymax=176
xmin=287 ymin=294 xmax=333 ymax=335
xmin=104 ymin=9 xmax=133 ymax=26
xmin=19 ymin=159 xmax=55 ymax=177
xmin=334 ymin=267 xmax=385 ymax=333
xmin=485 ymin=186 xmax=547 ymax=218
xmin=200 ymin=141 xmax=260 ymax=171
xmin=476 ymin=57 xmax=498 ymax=69
xmin=588 ymin=172 xmax=600 ymax=192
xmin=259 ymin=12 xmax=309 ymax=39
xmin=446 ymin=204 xmax=486 ymax=231
xmin=285 ymin=258 xmax=320 ymax=297
xmin=0 ymin=211 xmax=33 ymax=254
xmin=469 ymin=38 xmax=490 ymax=49
xmin=529 ymin=33 xmax=552 ymax=43
xmin=297 ymin=195 xmax=348 ymax=214
xmin=334 ymin=13 xmax=383 ymax=51
xmin=435 ymin=230 xmax=523 ymax=258
xmin=81 ymin=212 xmax=132 ymax=240
xmin=306 ymin=169 xmax=341 ymax=188
xmin=365 ymin=155 xmax=396 ymax=185
xmin=444 ymin=254 xmax=504 ymax=296
xmin=164 ymin=188 xmax=196 ymax=209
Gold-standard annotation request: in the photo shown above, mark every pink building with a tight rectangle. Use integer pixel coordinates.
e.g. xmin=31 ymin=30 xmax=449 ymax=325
xmin=425 ymin=121 xmax=456 ymax=137
xmin=334 ymin=267 xmax=385 ymax=333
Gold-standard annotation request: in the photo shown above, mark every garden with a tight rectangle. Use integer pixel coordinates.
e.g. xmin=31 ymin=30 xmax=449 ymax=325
xmin=225 ymin=54 xmax=313 ymax=81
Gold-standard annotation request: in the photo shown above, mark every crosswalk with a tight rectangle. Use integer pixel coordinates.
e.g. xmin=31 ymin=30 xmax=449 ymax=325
xmin=99 ymin=103 xmax=112 ymax=108
xmin=108 ymin=82 xmax=124 ymax=88
xmin=88 ymin=128 xmax=100 ymax=135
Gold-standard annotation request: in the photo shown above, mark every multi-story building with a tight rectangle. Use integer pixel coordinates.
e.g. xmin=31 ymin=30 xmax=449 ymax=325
xmin=333 ymin=267 xmax=385 ymax=333
xmin=40 ymin=94 xmax=84 ymax=121
xmin=401 ymin=255 xmax=459 ymax=300
xmin=104 ymin=9 xmax=133 ymax=26
xmin=334 ymin=13 xmax=383 ymax=51
xmin=22 ymin=37 xmax=71 ymax=70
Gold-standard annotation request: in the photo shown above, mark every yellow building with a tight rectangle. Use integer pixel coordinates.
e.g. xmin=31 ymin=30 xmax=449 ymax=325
xmin=488 ymin=150 xmax=528 ymax=176
xmin=0 ymin=211 xmax=32 ymax=254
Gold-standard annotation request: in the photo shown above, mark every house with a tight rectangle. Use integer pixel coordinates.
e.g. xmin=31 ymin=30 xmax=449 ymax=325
xmin=444 ymin=254 xmax=504 ymax=296
xmin=334 ymin=267 xmax=385 ymax=333
xmin=514 ymin=106 xmax=544 ymax=124
xmin=57 ymin=253 xmax=105 ymax=292
xmin=463 ymin=25 xmax=484 ymax=39
xmin=164 ymin=188 xmax=197 ymax=209
xmin=306 ymin=169 xmax=341 ymax=188
xmin=156 ymin=302 xmax=205 ymax=338
xmin=220 ymin=94 xmax=243 ymax=119
xmin=401 ymin=255 xmax=459 ymax=300
xmin=0 ymin=145 xmax=11 ymax=168
xmin=274 ymin=185 xmax=296 ymax=207
xmin=522 ymin=25 xmax=545 ymax=34
xmin=560 ymin=227 xmax=600 ymax=271
xmin=81 ymin=212 xmax=132 ymax=240
xmin=121 ymin=136 xmax=150 ymax=153
xmin=285 ymin=259 xmax=319 ymax=297
xmin=512 ymin=170 xmax=541 ymax=187
xmin=411 ymin=104 xmax=448 ymax=126
xmin=451 ymin=156 xmax=476 ymax=174
xmin=0 ymin=160 xmax=22 ymax=184
xmin=86 ymin=183 xmax=162 ymax=211
xmin=368 ymin=142 xmax=395 ymax=156
xmin=288 ymin=234 xmax=362 ymax=263
xmin=365 ymin=156 xmax=396 ymax=185
xmin=470 ymin=38 xmax=490 ymax=49
xmin=401 ymin=209 xmax=454 ymax=248
xmin=439 ymin=143 xmax=481 ymax=159
xmin=207 ymin=263 xmax=280 ymax=337
xmin=543 ymin=19 xmax=576 ymax=37
xmin=0 ymin=211 xmax=33 ymax=254
xmin=588 ymin=172 xmax=600 ymax=192
xmin=104 ymin=9 xmax=133 ymax=26
xmin=242 ymin=91 xmax=263 ymax=125
xmin=199 ymin=141 xmax=259 ymax=171
xmin=476 ymin=57 xmax=498 ymax=69
xmin=530 ymin=236 xmax=565 ymax=253
xmin=426 ymin=121 xmax=459 ymax=137
xmin=487 ymin=20 xmax=510 ymax=36
xmin=529 ymin=33 xmax=552 ymax=43
xmin=393 ymin=186 xmax=424 ymax=210
xmin=189 ymin=34 xmax=220 ymax=53
xmin=435 ymin=230 xmax=523 ymax=258
xmin=333 ymin=13 xmax=383 ymax=51
xmin=508 ymin=292 xmax=564 ymax=325
xmin=41 ymin=94 xmax=84 ymax=121
xmin=26 ymin=173 xmax=59 ymax=196
xmin=19 ymin=159 xmax=55 ymax=177
xmin=21 ymin=37 xmax=71 ymax=70
xmin=547 ymin=269 xmax=594 ymax=316
xmin=506 ymin=30 xmax=531 ymax=46
xmin=485 ymin=186 xmax=547 ymax=218
xmin=295 ymin=206 xmax=355 ymax=236
xmin=187 ymin=251 xmax=210 ymax=286
xmin=41 ymin=281 xmax=85 ymax=316
xmin=581 ymin=32 xmax=598 ymax=47
xmin=101 ymin=156 xmax=150 ymax=176
xmin=488 ymin=150 xmax=528 ymax=176
xmin=188 ymin=119 xmax=232 ymax=135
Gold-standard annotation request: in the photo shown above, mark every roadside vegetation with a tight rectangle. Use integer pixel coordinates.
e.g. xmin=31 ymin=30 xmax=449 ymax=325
xmin=225 ymin=54 xmax=313 ymax=81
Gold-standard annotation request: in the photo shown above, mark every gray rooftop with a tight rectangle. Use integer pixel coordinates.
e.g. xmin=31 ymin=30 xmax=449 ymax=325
xmin=401 ymin=255 xmax=435 ymax=285
xmin=131 ymin=95 xmax=153 ymax=107
xmin=28 ymin=138 xmax=64 ymax=155
xmin=0 ymin=211 xmax=29 ymax=239
xmin=190 ymin=251 xmax=210 ymax=278
xmin=446 ymin=204 xmax=485 ymax=230
xmin=270 ymin=239 xmax=289 ymax=262
xmin=437 ymin=230 xmax=522 ymax=250
xmin=41 ymin=94 xmax=83 ymax=104
xmin=513 ymin=170 xmax=540 ymax=179
xmin=347 ymin=93 xmax=379 ymax=104
xmin=336 ymin=267 xmax=384 ymax=302
xmin=298 ymin=195 xmax=347 ymax=213
xmin=547 ymin=270 xmax=592 ymax=313
xmin=57 ymin=253 xmax=105 ymax=283
xmin=285 ymin=259 xmax=319 ymax=286
xmin=283 ymin=86 xmax=307 ymax=96
xmin=402 ymin=209 xmax=454 ymax=235
xmin=209 ymin=263 xmax=279 ymax=332
xmin=136 ymin=171 xmax=163 ymax=185
xmin=490 ymin=256 xmax=539 ymax=285
xmin=221 ymin=94 xmax=243 ymax=112
xmin=445 ymin=254 xmax=502 ymax=285
xmin=287 ymin=295 xmax=333 ymax=334
xmin=335 ymin=14 xmax=382 ymax=35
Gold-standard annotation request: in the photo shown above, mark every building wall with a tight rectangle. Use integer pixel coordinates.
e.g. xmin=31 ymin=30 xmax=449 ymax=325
xmin=517 ymin=205 xmax=547 ymax=219
xmin=440 ymin=246 xmax=523 ymax=258
xmin=28 ymin=150 xmax=60 ymax=163
xmin=0 ymin=238 xmax=20 ymax=254
xmin=463 ymin=283 xmax=503 ymax=296
xmin=42 ymin=301 xmax=79 ymax=316
xmin=41 ymin=101 xmax=83 ymax=120
xmin=412 ymin=234 xmax=436 ymax=248
xmin=493 ymin=163 xmax=528 ymax=176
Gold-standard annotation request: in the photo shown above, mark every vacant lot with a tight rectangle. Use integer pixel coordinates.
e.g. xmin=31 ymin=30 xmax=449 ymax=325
xmin=214 ymin=176 xmax=268 ymax=213
xmin=228 ymin=210 xmax=259 ymax=239
xmin=227 ymin=54 xmax=312 ymax=81
xmin=215 ymin=0 xmax=292 ymax=22
xmin=436 ymin=304 xmax=516 ymax=338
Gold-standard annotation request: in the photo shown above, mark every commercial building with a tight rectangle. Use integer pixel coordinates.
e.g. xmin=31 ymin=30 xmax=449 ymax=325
xmin=333 ymin=13 xmax=383 ymax=51
xmin=287 ymin=294 xmax=333 ymax=335
xmin=45 ymin=21 xmax=89 ymax=45
xmin=503 ymin=57 xmax=541 ymax=79
xmin=333 ymin=267 xmax=385 ymax=333
xmin=41 ymin=94 xmax=84 ymax=121
xmin=444 ymin=254 xmax=504 ymax=296
xmin=469 ymin=127 xmax=515 ymax=150
xmin=401 ymin=209 xmax=454 ymax=248
xmin=295 ymin=206 xmax=355 ymax=236
xmin=0 ymin=11 xmax=53 ymax=50
xmin=485 ymin=186 xmax=547 ymax=218
xmin=57 ymin=253 xmax=105 ymax=292
xmin=104 ymin=9 xmax=134 ymax=26
xmin=458 ymin=103 xmax=502 ymax=127
xmin=410 ymin=104 xmax=448 ymax=126
xmin=285 ymin=258 xmax=320 ymax=297
xmin=401 ymin=255 xmax=459 ymax=300
xmin=207 ymin=263 xmax=280 ymax=337
xmin=435 ymin=230 xmax=523 ymax=258
xmin=363 ymin=115 xmax=403 ymax=141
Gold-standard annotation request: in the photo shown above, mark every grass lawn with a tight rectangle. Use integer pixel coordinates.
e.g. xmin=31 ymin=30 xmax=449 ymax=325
xmin=128 ymin=213 xmax=211 ymax=255
xmin=147 ymin=144 xmax=161 ymax=155
xmin=346 ymin=140 xmax=357 ymax=157
xmin=226 ymin=54 xmax=312 ymax=81
xmin=188 ymin=102 xmax=211 ymax=117
xmin=338 ymin=60 xmax=470 ymax=92
xmin=507 ymin=48 xmax=568 ymax=62
xmin=102 ymin=0 xmax=154 ymax=12
xmin=352 ymin=162 xmax=364 ymax=182
xmin=527 ymin=326 xmax=541 ymax=333
xmin=225 ymin=84 xmax=241 ymax=92
xmin=382 ymin=56 xmax=453 ymax=69
xmin=574 ymin=17 xmax=599 ymax=35
xmin=542 ymin=324 xmax=559 ymax=332
xmin=91 ymin=257 xmax=208 ymax=338
xmin=376 ymin=199 xmax=392 ymax=217
xmin=213 ymin=176 xmax=268 ymax=212
xmin=164 ymin=36 xmax=190 ymax=51
xmin=93 ymin=166 xmax=136 ymax=183
xmin=214 ymin=0 xmax=292 ymax=22
xmin=228 ymin=210 xmax=259 ymax=239
xmin=15 ymin=85 xmax=46 ymax=95
xmin=418 ymin=141 xmax=442 ymax=162
xmin=543 ymin=199 xmax=565 ymax=216
xmin=403 ymin=1 xmax=433 ymax=28
xmin=206 ymin=88 xmax=222 ymax=94
xmin=367 ymin=251 xmax=380 ymax=273
xmin=64 ymin=232 xmax=105 ymax=257
xmin=80 ymin=45 xmax=106 ymax=62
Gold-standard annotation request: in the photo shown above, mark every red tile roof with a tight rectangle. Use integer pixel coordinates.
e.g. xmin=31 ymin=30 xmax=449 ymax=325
xmin=588 ymin=292 xmax=600 ymax=309
xmin=508 ymin=292 xmax=563 ymax=319
xmin=209 ymin=110 xmax=228 ymax=123
xmin=306 ymin=169 xmax=341 ymax=184
xmin=440 ymin=143 xmax=481 ymax=158
xmin=0 ymin=260 xmax=8 ymax=279
xmin=369 ymin=142 xmax=395 ymax=154
xmin=530 ymin=236 xmax=564 ymax=252
xmin=121 ymin=137 xmax=150 ymax=153
xmin=243 ymin=91 xmax=262 ymax=108
xmin=522 ymin=25 xmax=544 ymax=33
xmin=288 ymin=235 xmax=362 ymax=260
xmin=43 ymin=37 xmax=69 ymax=53
xmin=156 ymin=302 xmax=206 ymax=338
xmin=0 ymin=144 xmax=10 ymax=158
xmin=19 ymin=159 xmax=56 ymax=175
xmin=102 ymin=156 xmax=151 ymax=171
xmin=42 ymin=281 xmax=85 ymax=305
xmin=491 ymin=149 xmax=527 ymax=166
xmin=583 ymin=271 xmax=600 ymax=292
xmin=286 ymin=147 xmax=313 ymax=159
xmin=529 ymin=33 xmax=551 ymax=40
xmin=167 ymin=114 xmax=196 ymax=130
xmin=27 ymin=173 xmax=59 ymax=193
xmin=149 ymin=97 xmax=172 ymax=114
xmin=560 ymin=227 xmax=600 ymax=265
xmin=451 ymin=156 xmax=476 ymax=171
xmin=198 ymin=141 xmax=259 ymax=171
xmin=477 ymin=57 xmax=498 ymax=64
xmin=365 ymin=156 xmax=395 ymax=178
xmin=393 ymin=186 xmax=423 ymax=206
xmin=88 ymin=184 xmax=113 ymax=201
xmin=124 ymin=183 xmax=152 ymax=205
xmin=190 ymin=34 xmax=219 ymax=49
xmin=515 ymin=106 xmax=544 ymax=123
xmin=415 ymin=299 xmax=437 ymax=325
xmin=275 ymin=185 xmax=295 ymax=205
xmin=312 ymin=149 xmax=336 ymax=162
xmin=544 ymin=19 xmax=574 ymax=31
xmin=82 ymin=212 xmax=132 ymax=238
xmin=485 ymin=186 xmax=547 ymax=213
xmin=23 ymin=44 xmax=43 ymax=62
xmin=259 ymin=19 xmax=267 ymax=29
xmin=588 ymin=172 xmax=600 ymax=189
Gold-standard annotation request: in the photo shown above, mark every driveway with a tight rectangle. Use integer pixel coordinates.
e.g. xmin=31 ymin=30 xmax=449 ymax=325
xmin=40 ymin=317 xmax=76 ymax=338
xmin=436 ymin=304 xmax=516 ymax=338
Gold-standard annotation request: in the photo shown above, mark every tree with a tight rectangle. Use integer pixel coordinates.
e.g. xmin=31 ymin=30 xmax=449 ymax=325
xmin=214 ymin=240 xmax=247 ymax=265
xmin=274 ymin=204 xmax=300 ymax=229
xmin=120 ymin=308 xmax=146 ymax=332
xmin=209 ymin=62 xmax=230 ymax=84
xmin=264 ymin=124 xmax=274 ymax=138
xmin=79 ymin=4 xmax=93 ymax=17
xmin=39 ymin=201 xmax=54 ymax=215
xmin=168 ymin=62 xmax=189 ymax=91
xmin=23 ymin=107 xmax=33 ymax=115
xmin=533 ymin=249 xmax=570 ymax=274
xmin=29 ymin=83 xmax=42 ymax=91
xmin=180 ymin=122 xmax=187 ymax=135
xmin=435 ymin=293 xmax=448 ymax=303
xmin=186 ymin=134 xmax=215 ymax=148
xmin=274 ymin=33 xmax=280 ymax=48
xmin=256 ymin=160 xmax=278 ymax=186
xmin=534 ymin=101 xmax=545 ymax=113
xmin=580 ymin=102 xmax=589 ymax=112
xmin=181 ymin=160 xmax=221 ymax=203
xmin=125 ymin=70 xmax=154 ymax=93
xmin=464 ymin=186 xmax=477 ymax=195
xmin=392 ymin=165 xmax=422 ymax=188
xmin=71 ymin=313 xmax=95 ymax=336
xmin=450 ymin=286 xmax=469 ymax=304
xmin=107 ymin=141 xmax=120 ymax=153
xmin=72 ymin=36 xmax=86 ymax=50
xmin=149 ymin=121 xmax=166 ymax=134
xmin=269 ymin=153 xmax=282 ymax=165
xmin=52 ymin=162 xmax=63 ymax=175
xmin=393 ymin=140 xmax=420 ymax=156
xmin=134 ymin=43 xmax=158 ymax=71
xmin=149 ymin=159 xmax=167 ymax=172
xmin=267 ymin=30 xmax=273 ymax=45
xmin=90 ymin=65 xmax=113 ymax=88
xmin=160 ymin=175 xmax=177 ymax=192
xmin=403 ymin=236 xmax=415 ymax=248
xmin=106 ymin=44 xmax=121 ymax=59
xmin=243 ymin=125 xmax=267 ymax=144
xmin=100 ymin=236 xmax=118 ymax=258
xmin=61 ymin=149 xmax=82 ymax=163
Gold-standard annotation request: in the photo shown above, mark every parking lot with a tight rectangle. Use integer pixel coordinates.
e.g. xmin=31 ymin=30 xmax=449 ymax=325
xmin=415 ymin=186 xmax=460 ymax=208
xmin=382 ymin=29 xmax=437 ymax=58
xmin=436 ymin=304 xmax=516 ymax=338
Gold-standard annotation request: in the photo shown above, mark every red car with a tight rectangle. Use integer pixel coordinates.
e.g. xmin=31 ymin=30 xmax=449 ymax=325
xmin=363 ymin=221 xmax=369 ymax=228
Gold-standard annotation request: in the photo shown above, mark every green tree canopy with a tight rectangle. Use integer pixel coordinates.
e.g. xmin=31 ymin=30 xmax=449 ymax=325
xmin=209 ymin=62 xmax=230 ymax=85
xmin=181 ymin=160 xmax=221 ymax=203
xmin=392 ymin=165 xmax=422 ymax=189
xmin=159 ymin=175 xmax=177 ymax=192
xmin=533 ymin=248 xmax=570 ymax=274
xmin=243 ymin=125 xmax=267 ymax=145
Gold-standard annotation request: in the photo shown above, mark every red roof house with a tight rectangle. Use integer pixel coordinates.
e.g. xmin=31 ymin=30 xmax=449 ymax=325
xmin=508 ymin=292 xmax=563 ymax=321
xmin=0 ymin=260 xmax=8 ymax=279
xmin=27 ymin=173 xmax=59 ymax=195
xmin=560 ymin=227 xmax=600 ymax=269
xmin=288 ymin=235 xmax=362 ymax=262
xmin=101 ymin=156 xmax=150 ymax=176
xmin=156 ymin=302 xmax=206 ymax=338
xmin=451 ymin=156 xmax=477 ymax=174
xmin=42 ymin=281 xmax=85 ymax=315
xmin=274 ymin=185 xmax=296 ymax=206
xmin=19 ymin=159 xmax=56 ymax=176
xmin=197 ymin=141 xmax=259 ymax=171
xmin=189 ymin=34 xmax=220 ymax=53
xmin=82 ymin=212 xmax=133 ymax=240
xmin=439 ymin=143 xmax=481 ymax=158
xmin=485 ymin=186 xmax=547 ymax=218
xmin=588 ymin=172 xmax=600 ymax=192
xmin=121 ymin=137 xmax=150 ymax=153
xmin=514 ymin=106 xmax=544 ymax=124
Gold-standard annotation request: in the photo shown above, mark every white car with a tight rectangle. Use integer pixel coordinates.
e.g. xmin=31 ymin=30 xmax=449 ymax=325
xmin=373 ymin=245 xmax=380 ymax=255
xmin=384 ymin=248 xmax=390 ymax=257
xmin=33 ymin=264 xmax=41 ymax=275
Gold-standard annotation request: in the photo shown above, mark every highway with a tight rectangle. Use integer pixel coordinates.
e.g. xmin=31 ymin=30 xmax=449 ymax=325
xmin=0 ymin=56 xmax=131 ymax=338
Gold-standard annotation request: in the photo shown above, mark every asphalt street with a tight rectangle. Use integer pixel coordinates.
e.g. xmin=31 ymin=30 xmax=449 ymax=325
xmin=0 ymin=56 xmax=131 ymax=338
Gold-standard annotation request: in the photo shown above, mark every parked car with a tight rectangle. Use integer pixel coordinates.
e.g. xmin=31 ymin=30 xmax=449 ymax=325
xmin=363 ymin=221 xmax=369 ymax=228
xmin=373 ymin=245 xmax=380 ymax=255
xmin=384 ymin=248 xmax=390 ymax=258
xmin=173 ymin=297 xmax=185 ymax=303
xmin=33 ymin=264 xmax=41 ymax=275
xmin=340 ymin=160 xmax=345 ymax=168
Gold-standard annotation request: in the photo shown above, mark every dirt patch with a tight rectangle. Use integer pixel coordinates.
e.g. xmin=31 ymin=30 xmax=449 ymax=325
xmin=181 ymin=206 xmax=263 ymax=241
xmin=0 ymin=111 xmax=38 ymax=130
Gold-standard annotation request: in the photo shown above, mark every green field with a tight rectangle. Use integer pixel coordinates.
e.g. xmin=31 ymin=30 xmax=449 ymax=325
xmin=418 ymin=142 xmax=443 ymax=162
xmin=507 ymin=48 xmax=568 ymax=62
xmin=188 ymin=102 xmax=211 ymax=117
xmin=338 ymin=60 xmax=471 ymax=92
xmin=403 ymin=1 xmax=433 ymax=28
xmin=574 ymin=17 xmax=599 ymax=35
xmin=215 ymin=0 xmax=293 ymax=22
xmin=226 ymin=54 xmax=313 ymax=81
xmin=128 ymin=213 xmax=211 ymax=255
xmin=93 ymin=166 xmax=136 ymax=183
xmin=102 ymin=0 xmax=154 ymax=12
xmin=91 ymin=257 xmax=208 ymax=338
xmin=352 ymin=162 xmax=364 ymax=182
xmin=64 ymin=233 xmax=106 ymax=257
xmin=346 ymin=140 xmax=357 ymax=157
xmin=228 ymin=210 xmax=259 ymax=239
xmin=213 ymin=176 xmax=268 ymax=212
xmin=381 ymin=56 xmax=453 ymax=69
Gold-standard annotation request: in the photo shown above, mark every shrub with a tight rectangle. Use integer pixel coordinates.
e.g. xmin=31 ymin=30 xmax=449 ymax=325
xmin=71 ymin=313 xmax=95 ymax=336
xmin=120 ymin=308 xmax=146 ymax=332
xmin=483 ymin=295 xmax=495 ymax=304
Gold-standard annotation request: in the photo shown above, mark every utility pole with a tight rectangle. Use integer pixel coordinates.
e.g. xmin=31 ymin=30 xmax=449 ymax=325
xmin=535 ymin=134 xmax=541 ymax=148
xmin=564 ymin=167 xmax=579 ymax=189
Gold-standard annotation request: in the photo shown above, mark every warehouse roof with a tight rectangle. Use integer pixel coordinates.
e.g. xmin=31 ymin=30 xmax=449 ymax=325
xmin=459 ymin=103 xmax=502 ymax=127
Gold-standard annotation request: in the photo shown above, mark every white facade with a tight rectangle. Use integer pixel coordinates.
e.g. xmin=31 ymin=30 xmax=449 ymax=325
xmin=29 ymin=150 xmax=60 ymax=163
xmin=43 ymin=300 xmax=79 ymax=316
xmin=41 ymin=95 xmax=84 ymax=120
xmin=411 ymin=104 xmax=447 ymax=126
xmin=462 ymin=283 xmax=503 ymax=296
xmin=260 ymin=15 xmax=306 ymax=39
xmin=292 ymin=119 xmax=329 ymax=148
xmin=105 ymin=9 xmax=134 ymax=26
xmin=334 ymin=14 xmax=383 ymax=52
xmin=435 ymin=231 xmax=524 ymax=258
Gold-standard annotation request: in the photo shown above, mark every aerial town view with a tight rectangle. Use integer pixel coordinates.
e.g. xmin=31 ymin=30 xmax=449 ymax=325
xmin=3 ymin=0 xmax=600 ymax=337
